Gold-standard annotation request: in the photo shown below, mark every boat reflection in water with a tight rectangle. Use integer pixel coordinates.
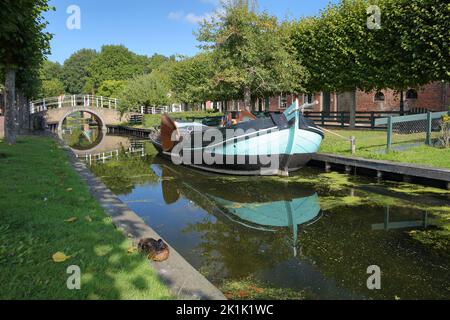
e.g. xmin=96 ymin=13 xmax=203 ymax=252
xmin=158 ymin=163 xmax=322 ymax=257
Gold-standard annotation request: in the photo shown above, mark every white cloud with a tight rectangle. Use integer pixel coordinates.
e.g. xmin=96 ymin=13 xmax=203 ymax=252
xmin=184 ymin=12 xmax=216 ymax=24
xmin=168 ymin=11 xmax=185 ymax=20
xmin=168 ymin=0 xmax=227 ymax=24
xmin=168 ymin=11 xmax=217 ymax=24
xmin=200 ymin=0 xmax=220 ymax=5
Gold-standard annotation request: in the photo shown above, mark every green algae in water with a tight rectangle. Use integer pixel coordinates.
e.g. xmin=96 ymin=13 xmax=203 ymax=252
xmin=89 ymin=139 xmax=450 ymax=300
xmin=221 ymin=277 xmax=312 ymax=300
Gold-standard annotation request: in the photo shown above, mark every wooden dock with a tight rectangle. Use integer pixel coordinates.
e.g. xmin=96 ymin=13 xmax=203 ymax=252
xmin=107 ymin=125 xmax=153 ymax=138
xmin=310 ymin=153 xmax=450 ymax=189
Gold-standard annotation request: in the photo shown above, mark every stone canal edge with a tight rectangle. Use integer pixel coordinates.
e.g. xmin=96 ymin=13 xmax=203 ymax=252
xmin=57 ymin=135 xmax=226 ymax=300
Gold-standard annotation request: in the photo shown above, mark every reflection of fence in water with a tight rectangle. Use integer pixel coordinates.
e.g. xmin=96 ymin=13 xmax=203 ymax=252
xmin=76 ymin=145 xmax=145 ymax=165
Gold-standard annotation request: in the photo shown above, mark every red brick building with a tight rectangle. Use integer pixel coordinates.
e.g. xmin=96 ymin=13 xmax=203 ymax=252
xmin=212 ymin=81 xmax=450 ymax=114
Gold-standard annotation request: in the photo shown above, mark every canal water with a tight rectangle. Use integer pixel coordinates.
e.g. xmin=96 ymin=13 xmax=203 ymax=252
xmin=65 ymin=132 xmax=450 ymax=300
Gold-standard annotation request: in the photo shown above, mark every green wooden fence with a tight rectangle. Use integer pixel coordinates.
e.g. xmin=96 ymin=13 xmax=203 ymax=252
xmin=374 ymin=111 xmax=448 ymax=151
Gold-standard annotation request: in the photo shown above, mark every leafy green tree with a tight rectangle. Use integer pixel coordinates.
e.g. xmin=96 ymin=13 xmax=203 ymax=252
xmin=197 ymin=1 xmax=308 ymax=110
xmin=147 ymin=54 xmax=171 ymax=72
xmin=97 ymin=80 xmax=126 ymax=98
xmin=39 ymin=60 xmax=63 ymax=81
xmin=61 ymin=49 xmax=98 ymax=94
xmin=40 ymin=79 xmax=65 ymax=98
xmin=290 ymin=0 xmax=450 ymax=116
xmin=87 ymin=45 xmax=149 ymax=91
xmin=120 ymin=72 xmax=173 ymax=112
xmin=0 ymin=0 xmax=53 ymax=143
xmin=170 ymin=53 xmax=217 ymax=106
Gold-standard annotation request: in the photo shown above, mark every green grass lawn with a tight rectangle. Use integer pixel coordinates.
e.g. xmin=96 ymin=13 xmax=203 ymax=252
xmin=0 ymin=136 xmax=171 ymax=299
xmin=320 ymin=129 xmax=450 ymax=169
xmin=140 ymin=111 xmax=223 ymax=128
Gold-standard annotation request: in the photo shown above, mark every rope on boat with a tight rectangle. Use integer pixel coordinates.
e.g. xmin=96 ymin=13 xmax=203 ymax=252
xmin=316 ymin=125 xmax=357 ymax=154
xmin=316 ymin=125 xmax=352 ymax=141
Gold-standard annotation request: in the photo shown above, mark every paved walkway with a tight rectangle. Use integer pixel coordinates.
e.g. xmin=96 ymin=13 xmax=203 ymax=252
xmin=58 ymin=135 xmax=225 ymax=300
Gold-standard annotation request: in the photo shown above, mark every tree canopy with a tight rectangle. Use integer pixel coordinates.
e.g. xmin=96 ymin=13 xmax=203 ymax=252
xmin=196 ymin=1 xmax=308 ymax=109
xmin=290 ymin=0 xmax=450 ymax=94
xmin=0 ymin=0 xmax=53 ymax=143
xmin=97 ymin=80 xmax=126 ymax=98
xmin=61 ymin=49 xmax=98 ymax=94
xmin=170 ymin=53 xmax=217 ymax=105
xmin=87 ymin=45 xmax=149 ymax=90
xmin=119 ymin=71 xmax=173 ymax=112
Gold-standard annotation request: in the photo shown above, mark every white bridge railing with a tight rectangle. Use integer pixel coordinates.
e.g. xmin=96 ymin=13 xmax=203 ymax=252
xmin=30 ymin=94 xmax=119 ymax=114
xmin=76 ymin=146 xmax=145 ymax=165
xmin=30 ymin=94 xmax=184 ymax=115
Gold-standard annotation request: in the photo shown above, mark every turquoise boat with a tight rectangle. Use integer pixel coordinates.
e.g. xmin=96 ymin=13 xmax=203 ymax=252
xmin=150 ymin=100 xmax=324 ymax=176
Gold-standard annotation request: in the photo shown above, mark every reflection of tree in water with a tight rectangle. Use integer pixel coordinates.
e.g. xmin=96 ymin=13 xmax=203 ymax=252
xmin=184 ymin=213 xmax=292 ymax=282
xmin=62 ymin=127 xmax=103 ymax=150
xmin=90 ymin=154 xmax=159 ymax=195
xmin=299 ymin=204 xmax=450 ymax=300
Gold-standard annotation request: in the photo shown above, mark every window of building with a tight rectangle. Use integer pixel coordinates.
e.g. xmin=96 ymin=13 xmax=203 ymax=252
xmin=303 ymin=93 xmax=314 ymax=104
xmin=374 ymin=92 xmax=385 ymax=102
xmin=280 ymin=94 xmax=288 ymax=109
xmin=406 ymin=89 xmax=418 ymax=99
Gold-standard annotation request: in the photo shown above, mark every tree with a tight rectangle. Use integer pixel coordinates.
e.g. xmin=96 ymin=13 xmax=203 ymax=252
xmin=196 ymin=1 xmax=308 ymax=110
xmin=290 ymin=0 xmax=450 ymax=117
xmin=120 ymin=72 xmax=173 ymax=112
xmin=61 ymin=49 xmax=98 ymax=94
xmin=170 ymin=53 xmax=217 ymax=106
xmin=97 ymin=80 xmax=126 ymax=98
xmin=40 ymin=60 xmax=63 ymax=81
xmin=86 ymin=45 xmax=149 ymax=91
xmin=147 ymin=54 xmax=171 ymax=72
xmin=0 ymin=0 xmax=53 ymax=143
xmin=40 ymin=79 xmax=65 ymax=97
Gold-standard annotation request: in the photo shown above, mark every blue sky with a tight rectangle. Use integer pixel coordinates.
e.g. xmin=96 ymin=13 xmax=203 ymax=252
xmin=45 ymin=0 xmax=334 ymax=64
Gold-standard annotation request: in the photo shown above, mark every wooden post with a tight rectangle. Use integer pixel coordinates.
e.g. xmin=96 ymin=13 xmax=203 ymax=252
xmin=387 ymin=116 xmax=393 ymax=152
xmin=376 ymin=170 xmax=383 ymax=180
xmin=350 ymin=136 xmax=356 ymax=155
xmin=426 ymin=111 xmax=432 ymax=145
xmin=349 ymin=90 xmax=356 ymax=129
xmin=371 ymin=112 xmax=375 ymax=129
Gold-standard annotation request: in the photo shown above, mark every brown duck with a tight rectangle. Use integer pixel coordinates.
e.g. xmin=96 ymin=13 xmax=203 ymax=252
xmin=138 ymin=238 xmax=170 ymax=262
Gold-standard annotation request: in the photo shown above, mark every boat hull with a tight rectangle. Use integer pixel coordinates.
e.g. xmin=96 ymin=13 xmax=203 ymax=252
xmin=152 ymin=141 xmax=317 ymax=176
xmin=150 ymin=102 xmax=323 ymax=176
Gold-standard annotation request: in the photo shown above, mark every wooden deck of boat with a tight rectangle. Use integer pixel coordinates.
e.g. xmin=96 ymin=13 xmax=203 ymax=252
xmin=309 ymin=153 xmax=450 ymax=189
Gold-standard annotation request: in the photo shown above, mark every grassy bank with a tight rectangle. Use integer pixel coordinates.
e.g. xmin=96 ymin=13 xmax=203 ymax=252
xmin=320 ymin=129 xmax=450 ymax=169
xmin=0 ymin=136 xmax=171 ymax=299
xmin=141 ymin=111 xmax=223 ymax=128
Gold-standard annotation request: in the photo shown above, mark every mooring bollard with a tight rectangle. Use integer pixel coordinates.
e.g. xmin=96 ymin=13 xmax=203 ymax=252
xmin=376 ymin=170 xmax=383 ymax=179
xmin=350 ymin=136 xmax=356 ymax=155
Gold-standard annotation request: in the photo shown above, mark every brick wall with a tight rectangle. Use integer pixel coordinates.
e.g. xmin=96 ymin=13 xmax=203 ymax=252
xmin=355 ymin=82 xmax=448 ymax=112
xmin=217 ymin=82 xmax=449 ymax=113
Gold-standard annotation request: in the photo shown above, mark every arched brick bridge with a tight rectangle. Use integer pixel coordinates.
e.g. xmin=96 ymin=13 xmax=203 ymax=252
xmin=30 ymin=95 xmax=131 ymax=131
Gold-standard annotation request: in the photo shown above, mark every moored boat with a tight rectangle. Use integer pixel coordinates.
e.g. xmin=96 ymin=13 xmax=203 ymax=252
xmin=149 ymin=100 xmax=324 ymax=176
